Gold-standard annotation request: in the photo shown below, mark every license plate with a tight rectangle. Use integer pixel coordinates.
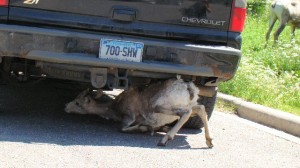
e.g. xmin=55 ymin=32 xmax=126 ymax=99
xmin=99 ymin=39 xmax=144 ymax=62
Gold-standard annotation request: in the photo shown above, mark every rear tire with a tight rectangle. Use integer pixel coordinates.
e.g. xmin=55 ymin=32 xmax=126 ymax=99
xmin=184 ymin=92 xmax=217 ymax=129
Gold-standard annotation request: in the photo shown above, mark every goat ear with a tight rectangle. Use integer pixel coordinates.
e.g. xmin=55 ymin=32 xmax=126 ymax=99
xmin=93 ymin=89 xmax=104 ymax=99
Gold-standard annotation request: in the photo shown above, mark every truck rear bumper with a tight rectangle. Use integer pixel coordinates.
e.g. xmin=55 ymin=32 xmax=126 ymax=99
xmin=0 ymin=24 xmax=241 ymax=80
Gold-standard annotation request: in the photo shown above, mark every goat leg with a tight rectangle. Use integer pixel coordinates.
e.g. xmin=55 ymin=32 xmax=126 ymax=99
xmin=265 ymin=14 xmax=277 ymax=47
xmin=274 ymin=13 xmax=289 ymax=44
xmin=291 ymin=25 xmax=296 ymax=42
xmin=157 ymin=109 xmax=192 ymax=146
xmin=120 ymin=113 xmax=137 ymax=131
xmin=274 ymin=24 xmax=286 ymax=43
xmin=193 ymin=105 xmax=213 ymax=148
xmin=121 ymin=125 xmax=149 ymax=133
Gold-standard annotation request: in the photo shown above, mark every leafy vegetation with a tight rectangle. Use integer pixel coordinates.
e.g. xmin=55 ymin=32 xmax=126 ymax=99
xmin=219 ymin=2 xmax=300 ymax=115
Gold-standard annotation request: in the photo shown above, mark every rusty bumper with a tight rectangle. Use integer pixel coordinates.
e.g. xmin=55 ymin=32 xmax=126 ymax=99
xmin=0 ymin=24 xmax=241 ymax=81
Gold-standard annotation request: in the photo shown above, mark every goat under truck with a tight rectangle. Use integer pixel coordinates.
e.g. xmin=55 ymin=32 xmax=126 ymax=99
xmin=0 ymin=0 xmax=247 ymax=128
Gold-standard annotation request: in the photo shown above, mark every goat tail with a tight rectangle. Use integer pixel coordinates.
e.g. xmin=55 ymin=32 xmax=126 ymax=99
xmin=271 ymin=1 xmax=277 ymax=8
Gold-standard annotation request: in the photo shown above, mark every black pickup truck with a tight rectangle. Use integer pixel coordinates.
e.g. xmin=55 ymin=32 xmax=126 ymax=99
xmin=0 ymin=0 xmax=246 ymax=128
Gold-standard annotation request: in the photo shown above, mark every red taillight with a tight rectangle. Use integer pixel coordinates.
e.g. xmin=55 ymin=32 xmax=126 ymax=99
xmin=0 ymin=0 xmax=8 ymax=7
xmin=230 ymin=0 xmax=247 ymax=32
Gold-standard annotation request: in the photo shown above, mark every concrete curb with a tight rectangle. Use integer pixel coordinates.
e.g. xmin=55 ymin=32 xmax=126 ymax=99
xmin=217 ymin=93 xmax=300 ymax=137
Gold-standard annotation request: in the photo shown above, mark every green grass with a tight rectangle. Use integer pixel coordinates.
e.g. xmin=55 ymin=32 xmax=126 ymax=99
xmin=219 ymin=4 xmax=300 ymax=116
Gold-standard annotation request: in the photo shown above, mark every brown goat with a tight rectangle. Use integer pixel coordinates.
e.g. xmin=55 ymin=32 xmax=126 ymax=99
xmin=65 ymin=79 xmax=213 ymax=147
xmin=265 ymin=0 xmax=300 ymax=45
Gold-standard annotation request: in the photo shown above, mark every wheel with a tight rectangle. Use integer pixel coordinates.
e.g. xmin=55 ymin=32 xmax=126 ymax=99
xmin=0 ymin=57 xmax=12 ymax=84
xmin=184 ymin=92 xmax=217 ymax=129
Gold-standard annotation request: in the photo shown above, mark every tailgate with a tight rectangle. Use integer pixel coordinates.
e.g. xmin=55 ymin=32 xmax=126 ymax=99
xmin=8 ymin=0 xmax=233 ymax=42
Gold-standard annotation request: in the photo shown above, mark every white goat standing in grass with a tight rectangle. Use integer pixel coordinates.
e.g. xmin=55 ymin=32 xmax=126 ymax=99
xmin=65 ymin=79 xmax=213 ymax=147
xmin=265 ymin=0 xmax=300 ymax=45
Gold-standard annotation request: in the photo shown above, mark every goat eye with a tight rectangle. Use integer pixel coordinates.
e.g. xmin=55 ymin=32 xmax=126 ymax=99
xmin=75 ymin=102 xmax=79 ymax=106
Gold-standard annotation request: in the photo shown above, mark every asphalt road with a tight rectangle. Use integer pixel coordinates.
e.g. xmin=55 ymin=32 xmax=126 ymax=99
xmin=0 ymin=80 xmax=299 ymax=168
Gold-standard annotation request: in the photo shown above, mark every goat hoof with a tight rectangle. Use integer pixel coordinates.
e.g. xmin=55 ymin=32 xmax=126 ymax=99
xmin=157 ymin=141 xmax=167 ymax=146
xmin=157 ymin=135 xmax=169 ymax=146
xmin=206 ymin=140 xmax=214 ymax=148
